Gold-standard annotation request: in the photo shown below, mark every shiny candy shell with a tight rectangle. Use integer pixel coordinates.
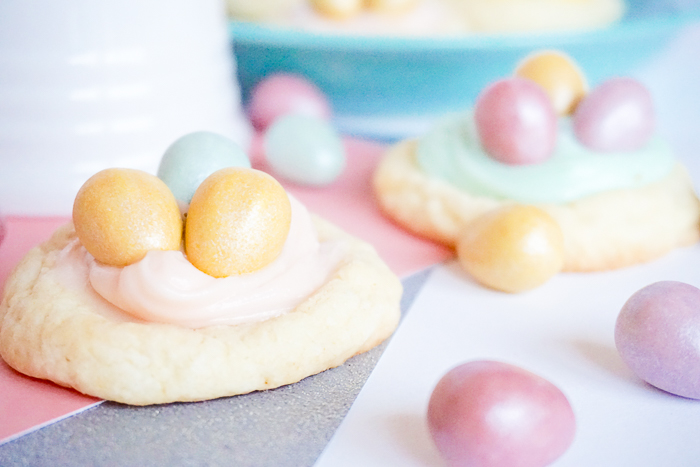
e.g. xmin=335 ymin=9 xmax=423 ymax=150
xmin=264 ymin=114 xmax=346 ymax=186
xmin=515 ymin=50 xmax=587 ymax=116
xmin=73 ymin=168 xmax=183 ymax=267
xmin=615 ymin=281 xmax=700 ymax=399
xmin=428 ymin=361 xmax=576 ymax=467
xmin=457 ymin=205 xmax=564 ymax=293
xmin=185 ymin=168 xmax=292 ymax=278
xmin=157 ymin=131 xmax=250 ymax=207
xmin=248 ymin=73 xmax=332 ymax=131
xmin=573 ymin=77 xmax=655 ymax=153
xmin=310 ymin=0 xmax=364 ymax=19
xmin=474 ymin=78 xmax=557 ymax=165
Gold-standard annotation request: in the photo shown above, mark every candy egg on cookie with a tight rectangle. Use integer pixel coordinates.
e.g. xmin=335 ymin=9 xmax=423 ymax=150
xmin=515 ymin=50 xmax=588 ymax=116
xmin=185 ymin=167 xmax=292 ymax=278
xmin=157 ymin=131 xmax=251 ymax=209
xmin=73 ymin=168 xmax=183 ymax=267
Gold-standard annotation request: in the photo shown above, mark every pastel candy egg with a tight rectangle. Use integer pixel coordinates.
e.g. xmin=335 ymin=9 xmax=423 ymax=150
xmin=515 ymin=50 xmax=587 ymax=116
xmin=428 ymin=361 xmax=576 ymax=467
xmin=365 ymin=0 xmax=418 ymax=14
xmin=248 ymin=73 xmax=332 ymax=131
xmin=474 ymin=78 xmax=557 ymax=165
xmin=615 ymin=281 xmax=700 ymax=399
xmin=457 ymin=205 xmax=564 ymax=293
xmin=264 ymin=114 xmax=346 ymax=186
xmin=73 ymin=168 xmax=183 ymax=267
xmin=310 ymin=0 xmax=364 ymax=19
xmin=185 ymin=168 xmax=291 ymax=278
xmin=573 ymin=77 xmax=655 ymax=152
xmin=157 ymin=131 xmax=250 ymax=207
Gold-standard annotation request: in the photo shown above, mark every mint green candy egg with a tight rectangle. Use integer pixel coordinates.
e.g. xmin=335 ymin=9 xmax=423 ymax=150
xmin=157 ymin=131 xmax=250 ymax=205
xmin=264 ymin=115 xmax=345 ymax=186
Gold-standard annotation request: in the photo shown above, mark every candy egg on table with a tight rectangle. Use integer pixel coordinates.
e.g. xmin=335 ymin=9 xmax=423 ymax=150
xmin=427 ymin=360 xmax=576 ymax=467
xmin=248 ymin=73 xmax=333 ymax=131
xmin=73 ymin=168 xmax=183 ymax=267
xmin=515 ymin=50 xmax=588 ymax=116
xmin=573 ymin=77 xmax=655 ymax=153
xmin=264 ymin=114 xmax=346 ymax=186
xmin=310 ymin=0 xmax=364 ymax=19
xmin=157 ymin=131 xmax=251 ymax=208
xmin=456 ymin=205 xmax=565 ymax=293
xmin=474 ymin=77 xmax=557 ymax=165
xmin=185 ymin=167 xmax=292 ymax=278
xmin=615 ymin=281 xmax=700 ymax=399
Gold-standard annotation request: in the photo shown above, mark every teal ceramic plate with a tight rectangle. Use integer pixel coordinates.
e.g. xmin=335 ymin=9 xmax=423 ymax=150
xmin=231 ymin=0 xmax=700 ymax=139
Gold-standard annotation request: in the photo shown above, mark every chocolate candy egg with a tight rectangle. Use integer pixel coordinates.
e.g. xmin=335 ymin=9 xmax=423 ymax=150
xmin=310 ymin=0 xmax=364 ymax=20
xmin=615 ymin=281 xmax=700 ymax=399
xmin=515 ymin=50 xmax=587 ymax=116
xmin=264 ymin=114 xmax=346 ymax=186
xmin=248 ymin=73 xmax=332 ymax=131
xmin=428 ymin=361 xmax=576 ymax=467
xmin=573 ymin=77 xmax=655 ymax=153
xmin=474 ymin=78 xmax=557 ymax=165
xmin=457 ymin=205 xmax=564 ymax=293
xmin=185 ymin=168 xmax=291 ymax=278
xmin=157 ymin=132 xmax=251 ymax=207
xmin=73 ymin=168 xmax=183 ymax=267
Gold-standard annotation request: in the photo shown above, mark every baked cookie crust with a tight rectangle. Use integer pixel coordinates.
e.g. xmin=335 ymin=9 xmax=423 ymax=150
xmin=374 ymin=140 xmax=700 ymax=272
xmin=0 ymin=217 xmax=401 ymax=405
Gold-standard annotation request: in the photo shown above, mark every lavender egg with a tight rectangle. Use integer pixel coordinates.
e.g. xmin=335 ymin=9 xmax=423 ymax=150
xmin=573 ymin=77 xmax=655 ymax=153
xmin=615 ymin=281 xmax=700 ymax=399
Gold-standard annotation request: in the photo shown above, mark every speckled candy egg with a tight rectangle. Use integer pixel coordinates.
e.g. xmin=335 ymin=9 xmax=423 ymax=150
xmin=248 ymin=73 xmax=332 ymax=131
xmin=428 ymin=361 xmax=576 ymax=467
xmin=573 ymin=77 xmax=655 ymax=152
xmin=474 ymin=78 xmax=558 ymax=165
xmin=264 ymin=114 xmax=346 ymax=186
xmin=515 ymin=50 xmax=587 ymax=116
xmin=157 ymin=131 xmax=251 ymax=207
xmin=185 ymin=167 xmax=292 ymax=278
xmin=615 ymin=281 xmax=700 ymax=399
xmin=457 ymin=205 xmax=565 ymax=293
xmin=73 ymin=168 xmax=183 ymax=267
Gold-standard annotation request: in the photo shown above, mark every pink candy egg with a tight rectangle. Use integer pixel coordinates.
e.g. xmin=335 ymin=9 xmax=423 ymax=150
xmin=247 ymin=73 xmax=332 ymax=131
xmin=427 ymin=361 xmax=576 ymax=467
xmin=615 ymin=281 xmax=700 ymax=399
xmin=573 ymin=77 xmax=655 ymax=152
xmin=474 ymin=77 xmax=557 ymax=165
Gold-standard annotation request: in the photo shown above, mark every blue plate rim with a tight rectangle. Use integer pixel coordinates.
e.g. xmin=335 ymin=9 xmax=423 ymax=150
xmin=230 ymin=7 xmax=700 ymax=52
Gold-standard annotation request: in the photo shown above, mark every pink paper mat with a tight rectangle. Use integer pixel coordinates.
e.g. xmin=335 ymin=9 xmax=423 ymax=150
xmin=0 ymin=138 xmax=452 ymax=444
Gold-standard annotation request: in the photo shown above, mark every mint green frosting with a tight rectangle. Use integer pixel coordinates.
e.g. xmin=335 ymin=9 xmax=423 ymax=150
xmin=415 ymin=112 xmax=675 ymax=204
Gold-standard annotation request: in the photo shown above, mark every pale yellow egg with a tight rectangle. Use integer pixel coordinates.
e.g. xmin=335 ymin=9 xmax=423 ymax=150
xmin=311 ymin=0 xmax=364 ymax=19
xmin=185 ymin=168 xmax=292 ymax=278
xmin=364 ymin=0 xmax=418 ymax=14
xmin=515 ymin=50 xmax=588 ymax=116
xmin=457 ymin=205 xmax=565 ymax=293
xmin=72 ymin=168 xmax=183 ymax=267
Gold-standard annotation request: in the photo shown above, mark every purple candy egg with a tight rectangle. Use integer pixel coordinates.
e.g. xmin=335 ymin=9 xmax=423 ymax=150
xmin=573 ymin=77 xmax=655 ymax=153
xmin=615 ymin=281 xmax=700 ymax=399
xmin=474 ymin=78 xmax=557 ymax=166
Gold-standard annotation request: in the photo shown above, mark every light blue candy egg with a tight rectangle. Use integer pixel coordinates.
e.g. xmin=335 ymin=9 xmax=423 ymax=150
xmin=264 ymin=115 xmax=345 ymax=186
xmin=157 ymin=131 xmax=250 ymax=205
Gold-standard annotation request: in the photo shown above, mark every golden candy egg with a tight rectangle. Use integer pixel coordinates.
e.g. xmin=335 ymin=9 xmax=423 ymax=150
xmin=311 ymin=0 xmax=364 ymax=19
xmin=515 ymin=50 xmax=587 ymax=116
xmin=185 ymin=168 xmax=292 ymax=278
xmin=364 ymin=0 xmax=418 ymax=14
xmin=456 ymin=205 xmax=565 ymax=293
xmin=73 ymin=168 xmax=183 ymax=267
